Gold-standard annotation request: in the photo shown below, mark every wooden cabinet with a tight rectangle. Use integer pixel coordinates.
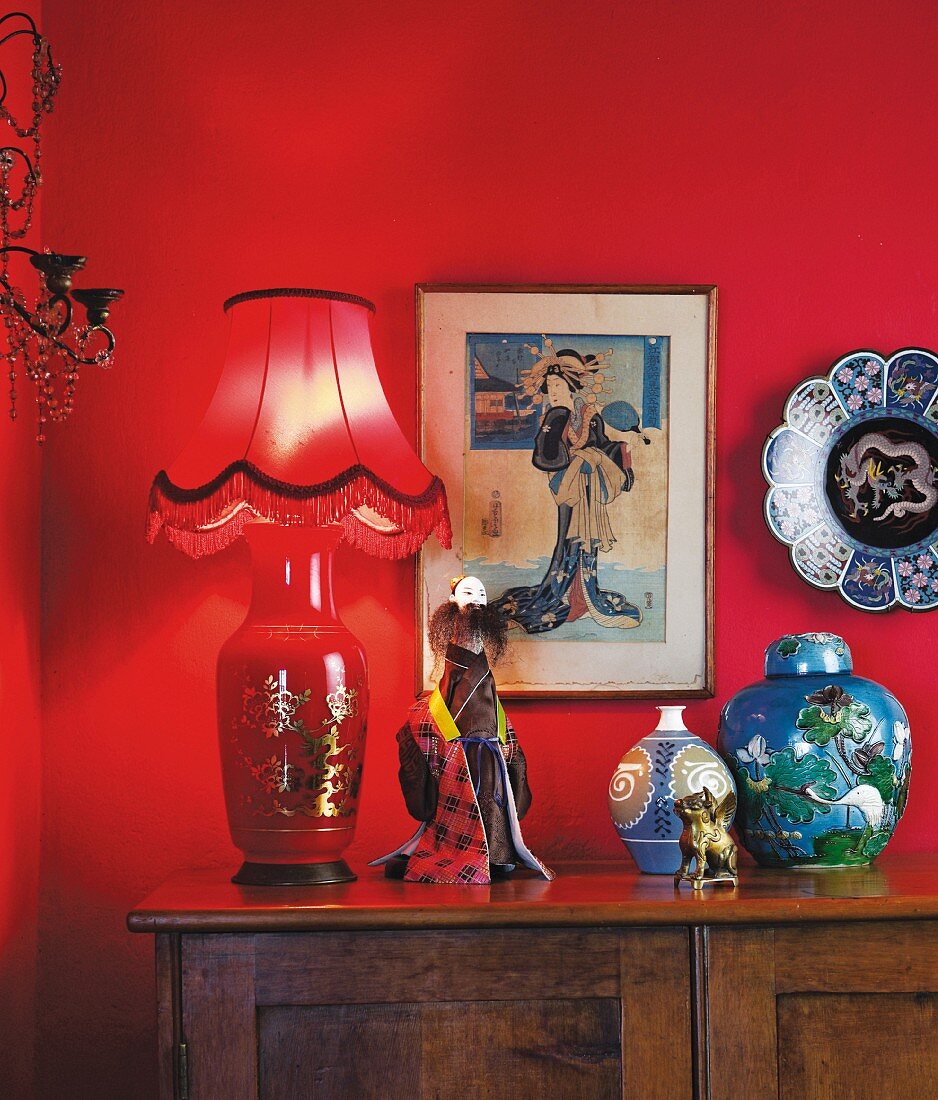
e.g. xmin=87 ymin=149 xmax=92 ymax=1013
xmin=129 ymin=856 xmax=938 ymax=1099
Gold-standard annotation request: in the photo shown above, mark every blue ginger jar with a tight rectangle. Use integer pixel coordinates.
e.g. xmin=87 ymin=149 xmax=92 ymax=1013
xmin=608 ymin=705 xmax=736 ymax=874
xmin=718 ymin=633 xmax=911 ymax=868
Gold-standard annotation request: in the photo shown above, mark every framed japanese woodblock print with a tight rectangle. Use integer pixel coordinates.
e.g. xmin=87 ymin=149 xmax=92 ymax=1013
xmin=416 ymin=284 xmax=716 ymax=698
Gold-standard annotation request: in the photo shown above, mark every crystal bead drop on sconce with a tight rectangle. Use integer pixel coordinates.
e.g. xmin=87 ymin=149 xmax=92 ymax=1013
xmin=0 ymin=11 xmax=123 ymax=443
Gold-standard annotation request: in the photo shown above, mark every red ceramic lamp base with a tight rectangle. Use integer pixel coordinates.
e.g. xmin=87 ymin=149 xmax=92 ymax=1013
xmin=232 ymin=859 xmax=356 ymax=887
xmin=217 ymin=524 xmax=369 ymax=887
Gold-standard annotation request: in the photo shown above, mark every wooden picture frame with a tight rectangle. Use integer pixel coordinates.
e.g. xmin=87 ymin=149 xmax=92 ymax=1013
xmin=416 ymin=284 xmax=716 ymax=698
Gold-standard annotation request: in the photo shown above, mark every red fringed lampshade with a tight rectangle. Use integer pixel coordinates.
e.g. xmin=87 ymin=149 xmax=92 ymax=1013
xmin=147 ymin=288 xmax=451 ymax=558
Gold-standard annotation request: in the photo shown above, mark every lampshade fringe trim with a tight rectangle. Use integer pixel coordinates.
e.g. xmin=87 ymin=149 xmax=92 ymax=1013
xmin=147 ymin=465 xmax=452 ymax=560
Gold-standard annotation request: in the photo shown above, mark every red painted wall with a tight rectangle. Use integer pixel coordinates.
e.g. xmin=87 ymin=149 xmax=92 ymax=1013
xmin=36 ymin=1 xmax=938 ymax=1094
xmin=0 ymin=5 xmax=42 ymax=1096
xmin=0 ymin=330 xmax=41 ymax=1100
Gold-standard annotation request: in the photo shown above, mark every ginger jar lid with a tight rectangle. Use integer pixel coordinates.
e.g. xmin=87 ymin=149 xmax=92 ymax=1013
xmin=764 ymin=632 xmax=853 ymax=677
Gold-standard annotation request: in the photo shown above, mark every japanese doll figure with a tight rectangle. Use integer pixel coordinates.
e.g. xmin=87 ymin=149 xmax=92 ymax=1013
xmin=371 ymin=576 xmax=553 ymax=884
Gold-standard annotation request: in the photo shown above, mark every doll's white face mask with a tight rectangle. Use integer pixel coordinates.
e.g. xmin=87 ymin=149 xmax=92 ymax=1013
xmin=451 ymin=576 xmax=487 ymax=610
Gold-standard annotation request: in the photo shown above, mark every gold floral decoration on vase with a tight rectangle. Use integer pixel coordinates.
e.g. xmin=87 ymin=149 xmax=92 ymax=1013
xmin=232 ymin=672 xmax=363 ymax=818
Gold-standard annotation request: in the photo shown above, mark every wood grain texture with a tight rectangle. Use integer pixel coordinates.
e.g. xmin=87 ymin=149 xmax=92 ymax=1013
xmin=620 ymin=926 xmax=692 ymax=1100
xmin=257 ymin=998 xmax=621 ymax=1100
xmin=155 ymin=934 xmax=181 ymax=1100
xmin=774 ymin=920 xmax=938 ymax=993
xmin=254 ymin=928 xmax=619 ymax=1005
xmin=127 ymin=855 xmax=938 ymax=934
xmin=182 ymin=935 xmax=258 ymax=1100
xmin=704 ymin=927 xmax=778 ymax=1100
xmin=778 ymin=993 xmax=938 ymax=1100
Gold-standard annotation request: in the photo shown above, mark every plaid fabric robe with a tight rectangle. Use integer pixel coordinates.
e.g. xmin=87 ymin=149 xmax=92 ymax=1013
xmin=376 ymin=695 xmax=554 ymax=885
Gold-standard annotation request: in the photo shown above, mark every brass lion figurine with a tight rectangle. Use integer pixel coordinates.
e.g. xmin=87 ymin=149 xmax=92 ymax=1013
xmin=673 ymin=786 xmax=738 ymax=890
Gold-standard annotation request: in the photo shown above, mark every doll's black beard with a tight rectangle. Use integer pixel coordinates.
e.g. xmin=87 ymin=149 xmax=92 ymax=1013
xmin=428 ymin=602 xmax=509 ymax=667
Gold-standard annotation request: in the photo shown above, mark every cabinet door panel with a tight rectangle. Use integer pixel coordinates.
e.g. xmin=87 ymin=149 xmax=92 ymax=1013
xmin=175 ymin=926 xmax=692 ymax=1099
xmin=706 ymin=921 xmax=938 ymax=1100
xmin=778 ymin=993 xmax=937 ymax=1099
xmin=257 ymin=999 xmax=621 ymax=1100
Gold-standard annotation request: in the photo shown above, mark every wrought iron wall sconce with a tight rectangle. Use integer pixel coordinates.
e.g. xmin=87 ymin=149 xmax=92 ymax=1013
xmin=0 ymin=10 xmax=122 ymax=443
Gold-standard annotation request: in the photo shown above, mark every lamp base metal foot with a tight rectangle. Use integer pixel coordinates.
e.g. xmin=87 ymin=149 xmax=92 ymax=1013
xmin=232 ymin=859 xmax=356 ymax=886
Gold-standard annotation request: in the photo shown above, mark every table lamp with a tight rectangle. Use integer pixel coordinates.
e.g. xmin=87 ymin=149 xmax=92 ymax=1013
xmin=148 ymin=288 xmax=451 ymax=885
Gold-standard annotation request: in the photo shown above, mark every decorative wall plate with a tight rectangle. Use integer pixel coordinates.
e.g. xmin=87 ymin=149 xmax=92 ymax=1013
xmin=763 ymin=348 xmax=938 ymax=611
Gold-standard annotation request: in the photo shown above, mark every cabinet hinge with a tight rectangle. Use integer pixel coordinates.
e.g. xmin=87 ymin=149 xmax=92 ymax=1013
xmin=177 ymin=1042 xmax=189 ymax=1100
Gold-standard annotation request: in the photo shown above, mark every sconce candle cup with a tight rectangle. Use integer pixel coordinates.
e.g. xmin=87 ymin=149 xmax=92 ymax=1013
xmin=71 ymin=287 xmax=124 ymax=327
xmin=718 ymin=633 xmax=911 ymax=869
xmin=608 ymin=705 xmax=736 ymax=875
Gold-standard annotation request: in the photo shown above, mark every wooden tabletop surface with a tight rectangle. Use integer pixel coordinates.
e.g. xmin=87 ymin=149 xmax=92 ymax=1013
xmin=127 ymin=853 xmax=938 ymax=933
